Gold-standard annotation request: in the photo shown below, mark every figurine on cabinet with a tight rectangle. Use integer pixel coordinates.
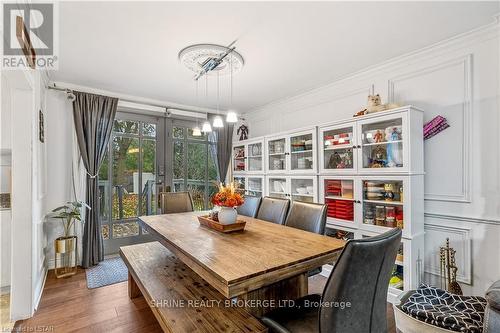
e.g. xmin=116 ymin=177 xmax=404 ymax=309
xmin=237 ymin=124 xmax=248 ymax=141
xmin=373 ymin=130 xmax=385 ymax=143
xmin=384 ymin=183 xmax=395 ymax=201
xmin=386 ymin=126 xmax=402 ymax=141
xmin=370 ymin=146 xmax=387 ymax=168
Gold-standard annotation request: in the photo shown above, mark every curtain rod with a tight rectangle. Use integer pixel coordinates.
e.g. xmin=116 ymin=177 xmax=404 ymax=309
xmin=46 ymin=84 xmax=212 ymax=116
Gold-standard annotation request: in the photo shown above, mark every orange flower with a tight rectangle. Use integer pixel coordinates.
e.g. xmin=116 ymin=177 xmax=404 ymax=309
xmin=210 ymin=181 xmax=245 ymax=207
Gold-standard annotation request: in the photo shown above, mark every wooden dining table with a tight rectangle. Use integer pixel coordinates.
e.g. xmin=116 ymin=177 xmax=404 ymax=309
xmin=139 ymin=211 xmax=346 ymax=317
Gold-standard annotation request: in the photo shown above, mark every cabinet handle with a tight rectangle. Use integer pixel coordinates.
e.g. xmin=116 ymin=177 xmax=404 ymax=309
xmin=357 ymin=145 xmax=362 ymax=149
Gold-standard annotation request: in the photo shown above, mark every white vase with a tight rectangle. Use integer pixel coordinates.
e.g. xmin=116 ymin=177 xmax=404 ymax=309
xmin=218 ymin=206 xmax=237 ymax=225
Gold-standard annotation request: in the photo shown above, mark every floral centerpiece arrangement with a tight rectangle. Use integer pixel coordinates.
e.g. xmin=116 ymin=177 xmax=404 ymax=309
xmin=210 ymin=181 xmax=244 ymax=224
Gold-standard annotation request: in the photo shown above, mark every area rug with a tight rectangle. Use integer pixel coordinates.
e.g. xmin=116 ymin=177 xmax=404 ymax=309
xmin=85 ymin=257 xmax=128 ymax=289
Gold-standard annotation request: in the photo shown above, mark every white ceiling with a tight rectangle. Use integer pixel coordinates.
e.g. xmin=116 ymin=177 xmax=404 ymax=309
xmin=52 ymin=1 xmax=499 ymax=113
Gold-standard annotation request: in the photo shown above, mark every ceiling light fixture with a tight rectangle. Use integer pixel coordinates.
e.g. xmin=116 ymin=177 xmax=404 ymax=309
xmin=226 ymin=111 xmax=238 ymax=123
xmin=226 ymin=57 xmax=238 ymax=123
xmin=213 ymin=71 xmax=224 ymax=128
xmin=192 ymin=80 xmax=202 ymax=136
xmin=202 ymin=120 xmax=212 ymax=133
xmin=179 ymin=42 xmax=244 ymax=81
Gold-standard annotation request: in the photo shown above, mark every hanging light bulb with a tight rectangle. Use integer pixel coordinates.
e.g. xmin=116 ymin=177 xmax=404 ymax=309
xmin=192 ymin=126 xmax=202 ymax=136
xmin=226 ymin=111 xmax=238 ymax=123
xmin=202 ymin=121 xmax=212 ymax=133
xmin=213 ymin=115 xmax=224 ymax=128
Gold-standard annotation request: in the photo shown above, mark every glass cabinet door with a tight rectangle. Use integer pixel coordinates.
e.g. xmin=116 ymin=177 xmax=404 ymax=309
xmin=321 ymin=124 xmax=356 ymax=173
xmin=233 ymin=145 xmax=246 ymax=173
xmin=361 ymin=179 xmax=404 ymax=232
xmin=233 ymin=176 xmax=246 ymax=195
xmin=247 ymin=177 xmax=264 ymax=197
xmin=358 ymin=114 xmax=406 ymax=171
xmin=290 ymin=177 xmax=316 ymax=203
xmin=323 ymin=178 xmax=356 ymax=226
xmin=247 ymin=141 xmax=263 ymax=172
xmin=267 ymin=176 xmax=288 ymax=199
xmin=289 ymin=131 xmax=315 ymax=172
xmin=267 ymin=138 xmax=287 ymax=172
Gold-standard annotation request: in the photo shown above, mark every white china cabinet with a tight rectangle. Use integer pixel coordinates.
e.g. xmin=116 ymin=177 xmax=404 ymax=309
xmin=266 ymin=175 xmax=318 ymax=203
xmin=232 ymin=137 xmax=265 ymax=175
xmin=265 ymin=127 xmax=317 ymax=174
xmin=319 ymin=106 xmax=423 ymax=174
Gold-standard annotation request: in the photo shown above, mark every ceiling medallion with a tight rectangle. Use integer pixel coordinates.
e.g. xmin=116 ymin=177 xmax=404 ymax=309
xmin=179 ymin=43 xmax=244 ymax=78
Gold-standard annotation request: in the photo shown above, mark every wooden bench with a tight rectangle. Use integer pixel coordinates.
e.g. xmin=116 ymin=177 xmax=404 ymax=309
xmin=120 ymin=241 xmax=267 ymax=333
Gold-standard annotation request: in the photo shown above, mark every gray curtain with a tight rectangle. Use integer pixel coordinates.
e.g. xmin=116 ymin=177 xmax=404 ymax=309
xmin=208 ymin=115 xmax=234 ymax=183
xmin=72 ymin=91 xmax=118 ymax=268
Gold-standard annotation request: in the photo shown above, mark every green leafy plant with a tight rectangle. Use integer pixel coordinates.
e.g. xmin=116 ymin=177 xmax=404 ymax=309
xmin=50 ymin=201 xmax=91 ymax=237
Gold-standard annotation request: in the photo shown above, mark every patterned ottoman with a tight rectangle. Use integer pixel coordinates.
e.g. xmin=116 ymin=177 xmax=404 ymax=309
xmin=400 ymin=284 xmax=487 ymax=333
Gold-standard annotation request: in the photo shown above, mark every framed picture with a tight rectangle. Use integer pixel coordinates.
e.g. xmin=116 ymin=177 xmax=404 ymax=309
xmin=39 ymin=109 xmax=44 ymax=143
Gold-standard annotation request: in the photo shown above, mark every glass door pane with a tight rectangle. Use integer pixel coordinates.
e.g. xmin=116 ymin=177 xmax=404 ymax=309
xmin=362 ymin=179 xmax=404 ymax=229
xmin=290 ymin=178 xmax=314 ymax=203
xmin=247 ymin=142 xmax=263 ymax=172
xmin=360 ymin=117 xmax=403 ymax=169
xmin=323 ymin=126 xmax=355 ymax=171
xmin=233 ymin=145 xmax=245 ymax=172
xmin=141 ymin=138 xmax=157 ymax=216
xmin=268 ymin=138 xmax=286 ymax=172
xmin=112 ymin=136 xmax=140 ymax=220
xmin=234 ymin=176 xmax=246 ymax=195
xmin=187 ymin=142 xmax=207 ymax=211
xmin=268 ymin=177 xmax=287 ymax=199
xmin=290 ymin=133 xmax=313 ymax=171
xmin=324 ymin=179 xmax=355 ymax=223
xmin=247 ymin=177 xmax=263 ymax=197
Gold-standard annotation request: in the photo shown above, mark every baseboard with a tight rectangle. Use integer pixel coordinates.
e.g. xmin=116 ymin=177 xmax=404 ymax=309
xmin=33 ymin=266 xmax=47 ymax=311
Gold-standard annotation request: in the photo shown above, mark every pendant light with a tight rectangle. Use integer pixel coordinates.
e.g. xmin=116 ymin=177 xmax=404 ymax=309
xmin=192 ymin=80 xmax=202 ymax=136
xmin=226 ymin=111 xmax=238 ymax=123
xmin=202 ymin=120 xmax=212 ymax=133
xmin=226 ymin=56 xmax=238 ymax=123
xmin=213 ymin=71 xmax=224 ymax=128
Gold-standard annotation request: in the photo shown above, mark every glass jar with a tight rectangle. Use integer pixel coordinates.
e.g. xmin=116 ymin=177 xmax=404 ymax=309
xmin=375 ymin=206 xmax=385 ymax=226
xmin=385 ymin=206 xmax=396 ymax=227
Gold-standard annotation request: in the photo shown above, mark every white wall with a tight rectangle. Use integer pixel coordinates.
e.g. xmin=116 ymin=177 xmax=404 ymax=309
xmin=44 ymin=90 xmax=77 ymax=268
xmin=2 ymin=69 xmax=49 ymax=320
xmin=244 ymin=19 xmax=500 ymax=295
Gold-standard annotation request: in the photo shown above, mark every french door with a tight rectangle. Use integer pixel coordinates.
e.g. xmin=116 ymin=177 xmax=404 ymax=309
xmin=98 ymin=112 xmax=165 ymax=255
xmin=98 ymin=114 xmax=218 ymax=255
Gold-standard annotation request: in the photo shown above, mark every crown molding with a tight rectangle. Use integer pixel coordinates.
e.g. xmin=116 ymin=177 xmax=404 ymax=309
xmin=246 ymin=16 xmax=500 ymax=116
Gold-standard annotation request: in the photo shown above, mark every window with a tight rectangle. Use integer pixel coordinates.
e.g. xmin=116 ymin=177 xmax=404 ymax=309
xmin=172 ymin=126 xmax=217 ymax=210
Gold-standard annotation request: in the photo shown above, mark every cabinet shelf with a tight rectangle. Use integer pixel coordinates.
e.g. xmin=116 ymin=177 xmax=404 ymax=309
xmin=291 ymin=149 xmax=313 ymax=154
xmin=363 ymin=199 xmax=404 ymax=206
xmin=323 ymin=144 xmax=353 ymax=151
xmin=361 ymin=140 xmax=403 ymax=147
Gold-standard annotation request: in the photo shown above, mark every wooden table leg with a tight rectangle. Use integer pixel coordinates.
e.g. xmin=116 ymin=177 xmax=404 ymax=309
xmin=240 ymin=272 xmax=308 ymax=317
xmin=128 ymin=272 xmax=142 ymax=299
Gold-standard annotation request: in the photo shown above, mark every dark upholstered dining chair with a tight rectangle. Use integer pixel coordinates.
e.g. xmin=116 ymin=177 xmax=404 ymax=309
xmin=262 ymin=228 xmax=402 ymax=333
xmin=160 ymin=191 xmax=194 ymax=214
xmin=285 ymin=201 xmax=327 ymax=235
xmin=285 ymin=201 xmax=327 ymax=276
xmin=237 ymin=195 xmax=262 ymax=218
xmin=256 ymin=196 xmax=290 ymax=225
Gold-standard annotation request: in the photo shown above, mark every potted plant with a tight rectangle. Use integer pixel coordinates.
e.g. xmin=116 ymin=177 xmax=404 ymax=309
xmin=211 ymin=182 xmax=244 ymax=224
xmin=50 ymin=201 xmax=90 ymax=278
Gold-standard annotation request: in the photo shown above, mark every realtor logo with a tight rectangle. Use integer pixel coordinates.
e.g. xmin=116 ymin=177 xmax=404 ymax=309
xmin=2 ymin=2 xmax=58 ymax=69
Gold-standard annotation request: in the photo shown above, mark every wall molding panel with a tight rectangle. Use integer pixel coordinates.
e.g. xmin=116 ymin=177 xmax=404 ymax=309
xmin=424 ymin=221 xmax=472 ymax=284
xmin=388 ymin=55 xmax=472 ymax=203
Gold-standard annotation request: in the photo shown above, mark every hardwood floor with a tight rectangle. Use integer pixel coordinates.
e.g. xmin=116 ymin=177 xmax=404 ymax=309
xmin=15 ymin=270 xmax=396 ymax=333
xmin=1 ymin=293 xmax=15 ymax=332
